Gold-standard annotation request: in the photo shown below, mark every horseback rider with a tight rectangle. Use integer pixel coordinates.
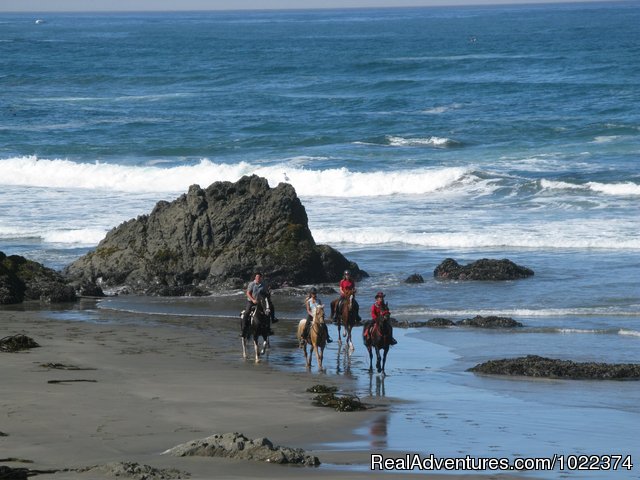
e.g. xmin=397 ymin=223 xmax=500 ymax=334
xmin=301 ymin=287 xmax=333 ymax=345
xmin=241 ymin=272 xmax=277 ymax=335
xmin=331 ymin=269 xmax=360 ymax=323
xmin=369 ymin=291 xmax=397 ymax=345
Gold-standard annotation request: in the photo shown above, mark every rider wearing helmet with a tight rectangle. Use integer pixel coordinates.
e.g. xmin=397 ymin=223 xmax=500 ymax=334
xmin=300 ymin=287 xmax=333 ymax=345
xmin=370 ymin=291 xmax=397 ymax=345
xmin=331 ymin=269 xmax=359 ymax=323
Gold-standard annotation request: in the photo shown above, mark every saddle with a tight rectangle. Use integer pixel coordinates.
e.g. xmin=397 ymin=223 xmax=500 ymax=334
xmin=364 ymin=318 xmax=389 ymax=341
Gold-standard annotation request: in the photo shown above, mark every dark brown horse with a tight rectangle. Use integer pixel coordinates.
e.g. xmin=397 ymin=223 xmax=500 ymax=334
xmin=363 ymin=313 xmax=394 ymax=375
xmin=332 ymin=291 xmax=357 ymax=351
xmin=240 ymin=290 xmax=272 ymax=362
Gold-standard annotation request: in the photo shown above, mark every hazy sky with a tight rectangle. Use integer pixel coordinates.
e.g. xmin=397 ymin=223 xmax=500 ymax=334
xmin=0 ymin=0 xmax=608 ymax=13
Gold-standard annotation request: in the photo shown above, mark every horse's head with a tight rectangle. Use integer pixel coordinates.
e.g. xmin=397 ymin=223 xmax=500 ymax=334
xmin=346 ymin=292 xmax=354 ymax=309
xmin=255 ymin=290 xmax=271 ymax=317
xmin=314 ymin=304 xmax=325 ymax=324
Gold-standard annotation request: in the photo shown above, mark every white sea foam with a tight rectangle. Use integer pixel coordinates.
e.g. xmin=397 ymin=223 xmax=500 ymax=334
xmin=386 ymin=135 xmax=456 ymax=147
xmin=402 ymin=307 xmax=640 ymax=318
xmin=42 ymin=229 xmax=108 ymax=246
xmin=586 ymin=182 xmax=640 ymax=196
xmin=421 ymin=104 xmax=462 ymax=114
xmin=0 ymin=156 xmax=471 ymax=197
xmin=539 ymin=179 xmax=583 ymax=190
xmin=619 ymin=329 xmax=640 ymax=338
xmin=0 ymin=225 xmax=107 ymax=246
xmin=540 ymin=179 xmax=640 ymax=196
xmin=311 ymin=227 xmax=640 ymax=250
xmin=592 ymin=135 xmax=621 ymax=143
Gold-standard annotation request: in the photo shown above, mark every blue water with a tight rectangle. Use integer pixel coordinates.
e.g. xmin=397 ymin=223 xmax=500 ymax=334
xmin=1 ymin=4 xmax=640 ymax=477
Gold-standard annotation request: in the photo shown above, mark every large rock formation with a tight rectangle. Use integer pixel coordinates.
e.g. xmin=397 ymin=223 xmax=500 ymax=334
xmin=434 ymin=258 xmax=534 ymax=281
xmin=469 ymin=355 xmax=640 ymax=380
xmin=0 ymin=252 xmax=76 ymax=305
xmin=65 ymin=176 xmax=365 ymax=293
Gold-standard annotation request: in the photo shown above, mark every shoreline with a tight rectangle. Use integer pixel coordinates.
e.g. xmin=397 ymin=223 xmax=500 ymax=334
xmin=0 ymin=306 xmax=524 ymax=479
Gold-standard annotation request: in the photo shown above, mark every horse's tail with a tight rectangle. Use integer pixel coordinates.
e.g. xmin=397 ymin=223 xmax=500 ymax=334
xmin=296 ymin=319 xmax=306 ymax=342
xmin=362 ymin=321 xmax=373 ymax=345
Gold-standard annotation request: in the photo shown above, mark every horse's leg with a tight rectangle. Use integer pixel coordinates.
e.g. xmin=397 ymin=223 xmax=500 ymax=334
xmin=375 ymin=346 xmax=382 ymax=373
xmin=347 ymin=325 xmax=355 ymax=353
xmin=253 ymin=336 xmax=260 ymax=363
xmin=315 ymin=343 xmax=323 ymax=371
xmin=367 ymin=345 xmax=374 ymax=372
xmin=241 ymin=337 xmax=247 ymax=360
xmin=380 ymin=346 xmax=388 ymax=376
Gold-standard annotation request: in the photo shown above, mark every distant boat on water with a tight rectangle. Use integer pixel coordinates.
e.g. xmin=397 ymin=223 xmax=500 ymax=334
xmin=35 ymin=19 xmax=45 ymax=24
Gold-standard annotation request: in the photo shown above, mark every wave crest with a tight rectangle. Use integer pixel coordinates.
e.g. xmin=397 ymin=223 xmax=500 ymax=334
xmin=0 ymin=156 xmax=471 ymax=197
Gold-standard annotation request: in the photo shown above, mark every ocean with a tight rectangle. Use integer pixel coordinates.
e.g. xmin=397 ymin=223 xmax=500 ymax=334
xmin=1 ymin=3 xmax=639 ymax=477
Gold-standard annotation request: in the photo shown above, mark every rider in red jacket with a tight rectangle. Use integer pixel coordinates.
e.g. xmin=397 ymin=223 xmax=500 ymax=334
xmin=370 ymin=291 xmax=397 ymax=345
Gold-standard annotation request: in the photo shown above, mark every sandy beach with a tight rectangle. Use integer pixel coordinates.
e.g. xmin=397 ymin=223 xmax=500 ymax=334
xmin=0 ymin=303 xmax=530 ymax=480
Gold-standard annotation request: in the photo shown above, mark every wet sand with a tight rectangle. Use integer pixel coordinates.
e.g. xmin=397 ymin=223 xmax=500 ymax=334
xmin=0 ymin=306 xmax=523 ymax=479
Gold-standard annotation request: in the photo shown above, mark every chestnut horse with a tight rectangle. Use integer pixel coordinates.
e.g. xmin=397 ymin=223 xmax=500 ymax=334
xmin=240 ymin=291 xmax=272 ymax=362
xmin=296 ymin=304 xmax=327 ymax=371
xmin=362 ymin=313 xmax=394 ymax=375
xmin=332 ymin=291 xmax=357 ymax=351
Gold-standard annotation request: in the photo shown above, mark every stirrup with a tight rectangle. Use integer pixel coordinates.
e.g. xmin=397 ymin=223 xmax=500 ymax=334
xmin=327 ymin=337 xmax=333 ymax=343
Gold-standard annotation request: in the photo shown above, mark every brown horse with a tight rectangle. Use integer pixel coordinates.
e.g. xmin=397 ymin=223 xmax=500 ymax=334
xmin=296 ymin=304 xmax=327 ymax=371
xmin=332 ymin=292 xmax=357 ymax=351
xmin=363 ymin=313 xmax=394 ymax=375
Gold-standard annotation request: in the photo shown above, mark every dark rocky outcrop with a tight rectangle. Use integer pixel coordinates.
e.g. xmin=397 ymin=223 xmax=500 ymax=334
xmin=391 ymin=316 xmax=520 ymax=329
xmin=426 ymin=317 xmax=457 ymax=327
xmin=163 ymin=432 xmax=320 ymax=466
xmin=434 ymin=258 xmax=534 ymax=281
xmin=404 ymin=273 xmax=424 ymax=284
xmin=469 ymin=355 xmax=640 ymax=380
xmin=456 ymin=315 xmax=523 ymax=328
xmin=64 ymin=176 xmax=366 ymax=294
xmin=0 ymin=252 xmax=76 ymax=305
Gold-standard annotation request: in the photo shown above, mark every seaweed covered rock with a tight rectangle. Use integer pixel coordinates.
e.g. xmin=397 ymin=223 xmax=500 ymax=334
xmin=0 ymin=251 xmax=76 ymax=304
xmin=163 ymin=432 xmax=319 ymax=466
xmin=0 ymin=334 xmax=40 ymax=352
xmin=457 ymin=315 xmax=523 ymax=328
xmin=404 ymin=273 xmax=424 ymax=284
xmin=426 ymin=317 xmax=457 ymax=327
xmin=434 ymin=258 xmax=534 ymax=281
xmin=65 ymin=176 xmax=366 ymax=293
xmin=469 ymin=355 xmax=640 ymax=380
